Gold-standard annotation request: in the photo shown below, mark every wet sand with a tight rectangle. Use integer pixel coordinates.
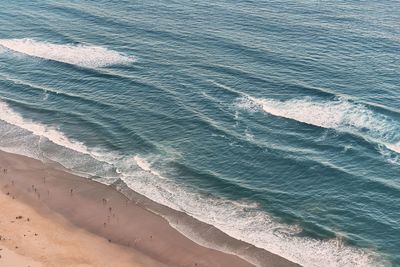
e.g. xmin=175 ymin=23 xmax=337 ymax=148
xmin=0 ymin=150 xmax=300 ymax=267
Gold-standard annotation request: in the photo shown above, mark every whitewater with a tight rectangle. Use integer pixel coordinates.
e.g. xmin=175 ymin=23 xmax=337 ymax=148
xmin=0 ymin=99 xmax=384 ymax=267
xmin=0 ymin=0 xmax=399 ymax=265
xmin=0 ymin=38 xmax=135 ymax=68
xmin=238 ymin=96 xmax=400 ymax=160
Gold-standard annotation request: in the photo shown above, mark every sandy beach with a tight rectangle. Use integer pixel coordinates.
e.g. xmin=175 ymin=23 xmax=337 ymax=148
xmin=0 ymin=150 xmax=299 ymax=267
xmin=0 ymin=188 xmax=160 ymax=267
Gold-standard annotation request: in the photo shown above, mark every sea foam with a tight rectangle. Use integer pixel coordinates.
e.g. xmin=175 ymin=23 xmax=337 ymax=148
xmin=0 ymin=100 xmax=385 ymax=266
xmin=0 ymin=100 xmax=88 ymax=154
xmin=237 ymin=96 xmax=400 ymax=156
xmin=0 ymin=38 xmax=135 ymax=68
xmin=124 ymin=155 xmax=382 ymax=267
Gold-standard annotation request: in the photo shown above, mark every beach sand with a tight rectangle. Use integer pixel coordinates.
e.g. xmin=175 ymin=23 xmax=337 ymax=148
xmin=0 ymin=189 xmax=160 ymax=267
xmin=0 ymin=150 xmax=299 ymax=267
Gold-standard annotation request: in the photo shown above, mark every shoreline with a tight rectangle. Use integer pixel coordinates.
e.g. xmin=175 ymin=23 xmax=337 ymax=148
xmin=0 ymin=149 xmax=299 ymax=267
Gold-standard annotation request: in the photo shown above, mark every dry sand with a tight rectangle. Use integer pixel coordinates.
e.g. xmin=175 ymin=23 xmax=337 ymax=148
xmin=0 ymin=150 xmax=299 ymax=267
xmin=0 ymin=189 xmax=161 ymax=267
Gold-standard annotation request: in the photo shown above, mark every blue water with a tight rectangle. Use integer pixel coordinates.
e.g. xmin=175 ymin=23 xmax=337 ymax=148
xmin=0 ymin=1 xmax=399 ymax=266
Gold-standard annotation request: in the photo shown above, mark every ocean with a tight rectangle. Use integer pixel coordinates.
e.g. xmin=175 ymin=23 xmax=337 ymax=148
xmin=0 ymin=0 xmax=399 ymax=266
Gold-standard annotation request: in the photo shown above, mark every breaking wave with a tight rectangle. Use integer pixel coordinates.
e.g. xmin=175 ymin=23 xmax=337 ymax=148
xmin=237 ymin=96 xmax=400 ymax=156
xmin=0 ymin=100 xmax=88 ymax=154
xmin=0 ymin=100 xmax=385 ymax=266
xmin=0 ymin=38 xmax=135 ymax=68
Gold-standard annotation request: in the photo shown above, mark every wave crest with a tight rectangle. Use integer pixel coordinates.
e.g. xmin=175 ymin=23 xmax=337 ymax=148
xmin=0 ymin=100 xmax=88 ymax=154
xmin=120 ymin=155 xmax=382 ymax=267
xmin=238 ymin=96 xmax=400 ymax=155
xmin=0 ymin=99 xmax=384 ymax=266
xmin=0 ymin=38 xmax=135 ymax=68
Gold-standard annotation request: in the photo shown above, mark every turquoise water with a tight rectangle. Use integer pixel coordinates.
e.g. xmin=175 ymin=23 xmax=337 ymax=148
xmin=0 ymin=1 xmax=399 ymax=266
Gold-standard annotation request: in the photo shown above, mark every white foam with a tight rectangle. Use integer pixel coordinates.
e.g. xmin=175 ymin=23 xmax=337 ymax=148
xmin=385 ymin=143 xmax=400 ymax=154
xmin=133 ymin=155 xmax=161 ymax=177
xmin=120 ymin=156 xmax=382 ymax=267
xmin=0 ymin=100 xmax=88 ymax=154
xmin=0 ymin=38 xmax=135 ymax=68
xmin=0 ymin=99 xmax=385 ymax=266
xmin=238 ymin=96 xmax=400 ymax=155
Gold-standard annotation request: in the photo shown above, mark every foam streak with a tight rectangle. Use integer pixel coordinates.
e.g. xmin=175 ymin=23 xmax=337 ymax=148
xmin=0 ymin=38 xmax=135 ymax=68
xmin=0 ymin=100 xmax=88 ymax=154
xmin=238 ymin=96 xmax=400 ymax=155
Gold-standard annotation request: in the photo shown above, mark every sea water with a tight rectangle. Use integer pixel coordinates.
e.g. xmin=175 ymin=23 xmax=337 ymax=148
xmin=0 ymin=1 xmax=399 ymax=266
